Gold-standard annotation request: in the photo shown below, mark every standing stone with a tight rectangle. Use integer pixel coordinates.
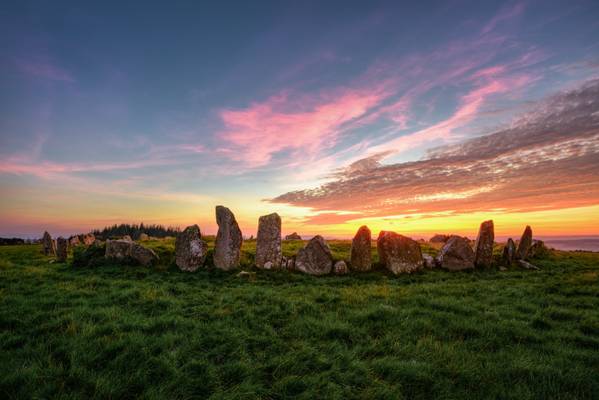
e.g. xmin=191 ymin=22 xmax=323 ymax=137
xmin=436 ymin=235 xmax=475 ymax=271
xmin=350 ymin=225 xmax=372 ymax=271
xmin=295 ymin=235 xmax=333 ymax=275
xmin=214 ymin=206 xmax=243 ymax=271
xmin=423 ymin=254 xmax=436 ymax=269
xmin=42 ymin=231 xmax=55 ymax=255
xmin=56 ymin=237 xmax=68 ymax=262
xmin=474 ymin=220 xmax=495 ymax=268
xmin=516 ymin=225 xmax=533 ymax=260
xmin=175 ymin=225 xmax=208 ymax=272
xmin=377 ymin=231 xmax=424 ymax=275
xmin=256 ymin=213 xmax=282 ymax=269
xmin=334 ymin=260 xmax=349 ymax=275
xmin=105 ymin=239 xmax=133 ymax=261
xmin=502 ymin=238 xmax=516 ymax=266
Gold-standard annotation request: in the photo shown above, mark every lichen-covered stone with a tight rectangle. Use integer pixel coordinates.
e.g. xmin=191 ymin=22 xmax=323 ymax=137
xmin=437 ymin=235 xmax=475 ymax=271
xmin=256 ymin=213 xmax=282 ymax=269
xmin=474 ymin=220 xmax=494 ymax=268
xmin=377 ymin=231 xmax=424 ymax=275
xmin=175 ymin=225 xmax=207 ymax=272
xmin=350 ymin=225 xmax=372 ymax=271
xmin=214 ymin=206 xmax=243 ymax=270
xmin=295 ymin=236 xmax=333 ymax=275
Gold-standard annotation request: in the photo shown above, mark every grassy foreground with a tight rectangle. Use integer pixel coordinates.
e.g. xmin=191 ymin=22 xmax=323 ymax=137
xmin=1 ymin=240 xmax=598 ymax=399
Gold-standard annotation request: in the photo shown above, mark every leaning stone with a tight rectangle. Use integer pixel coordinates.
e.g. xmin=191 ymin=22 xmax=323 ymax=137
xmin=175 ymin=225 xmax=208 ymax=272
xmin=105 ymin=239 xmax=133 ymax=261
xmin=295 ymin=236 xmax=333 ymax=275
xmin=130 ymin=243 xmax=159 ymax=266
xmin=42 ymin=231 xmax=55 ymax=256
xmin=285 ymin=232 xmax=302 ymax=240
xmin=256 ymin=213 xmax=282 ymax=269
xmin=350 ymin=225 xmax=372 ymax=271
xmin=517 ymin=259 xmax=540 ymax=270
xmin=423 ymin=254 xmax=435 ymax=269
xmin=334 ymin=260 xmax=349 ymax=275
xmin=502 ymin=238 xmax=516 ymax=266
xmin=474 ymin=220 xmax=494 ymax=268
xmin=516 ymin=225 xmax=533 ymax=260
xmin=437 ymin=235 xmax=475 ymax=271
xmin=56 ymin=237 xmax=68 ymax=262
xmin=377 ymin=231 xmax=424 ymax=275
xmin=214 ymin=206 xmax=243 ymax=270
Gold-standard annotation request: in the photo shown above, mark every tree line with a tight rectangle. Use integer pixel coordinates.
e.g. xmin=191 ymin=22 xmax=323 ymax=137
xmin=92 ymin=223 xmax=180 ymax=240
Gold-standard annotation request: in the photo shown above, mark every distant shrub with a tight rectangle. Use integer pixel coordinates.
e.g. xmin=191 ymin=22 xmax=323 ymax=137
xmin=92 ymin=223 xmax=180 ymax=240
xmin=72 ymin=244 xmax=108 ymax=268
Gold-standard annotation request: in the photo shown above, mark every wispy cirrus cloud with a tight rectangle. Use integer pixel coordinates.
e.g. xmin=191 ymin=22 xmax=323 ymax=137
xmin=14 ymin=57 xmax=74 ymax=82
xmin=270 ymin=79 xmax=599 ymax=224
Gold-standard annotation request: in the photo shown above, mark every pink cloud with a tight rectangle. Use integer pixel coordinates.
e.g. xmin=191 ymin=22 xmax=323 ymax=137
xmin=482 ymin=2 xmax=526 ymax=35
xmin=15 ymin=58 xmax=74 ymax=82
xmin=217 ymin=87 xmax=388 ymax=167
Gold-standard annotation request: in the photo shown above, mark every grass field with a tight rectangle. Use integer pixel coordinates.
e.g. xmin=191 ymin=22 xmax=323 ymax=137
xmin=1 ymin=239 xmax=598 ymax=399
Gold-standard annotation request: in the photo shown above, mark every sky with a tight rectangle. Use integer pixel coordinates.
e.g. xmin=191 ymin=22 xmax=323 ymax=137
xmin=1 ymin=0 xmax=599 ymax=239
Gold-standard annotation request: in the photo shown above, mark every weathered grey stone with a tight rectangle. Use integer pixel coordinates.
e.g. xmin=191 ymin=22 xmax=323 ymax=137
xmin=295 ymin=235 xmax=333 ymax=275
xmin=516 ymin=225 xmax=533 ymax=260
xmin=42 ymin=231 xmax=55 ymax=256
xmin=283 ymin=256 xmax=295 ymax=271
xmin=377 ymin=231 xmax=424 ymax=275
xmin=502 ymin=238 xmax=516 ymax=266
xmin=350 ymin=225 xmax=372 ymax=271
xmin=105 ymin=239 xmax=132 ymax=261
xmin=334 ymin=260 xmax=349 ymax=275
xmin=139 ymin=233 xmax=149 ymax=241
xmin=56 ymin=237 xmax=68 ymax=262
xmin=81 ymin=233 xmax=95 ymax=246
xmin=130 ymin=243 xmax=159 ymax=266
xmin=285 ymin=232 xmax=302 ymax=240
xmin=214 ymin=206 xmax=243 ymax=271
xmin=474 ymin=220 xmax=494 ymax=268
xmin=175 ymin=225 xmax=207 ymax=272
xmin=529 ymin=239 xmax=549 ymax=258
xmin=423 ymin=254 xmax=435 ymax=269
xmin=122 ymin=235 xmax=133 ymax=242
xmin=518 ymin=259 xmax=540 ymax=270
xmin=429 ymin=234 xmax=450 ymax=243
xmin=437 ymin=235 xmax=475 ymax=271
xmin=256 ymin=213 xmax=282 ymax=270
xmin=69 ymin=236 xmax=81 ymax=247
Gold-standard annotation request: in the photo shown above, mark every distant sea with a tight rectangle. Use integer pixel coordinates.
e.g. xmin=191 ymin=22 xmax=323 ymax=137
xmin=542 ymin=238 xmax=599 ymax=252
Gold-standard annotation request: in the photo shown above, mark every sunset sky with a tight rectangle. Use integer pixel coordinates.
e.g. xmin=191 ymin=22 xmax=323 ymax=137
xmin=1 ymin=1 xmax=599 ymax=239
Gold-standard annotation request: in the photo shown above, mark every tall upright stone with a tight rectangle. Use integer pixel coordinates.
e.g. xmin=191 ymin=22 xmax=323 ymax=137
xmin=56 ymin=237 xmax=68 ymax=262
xmin=42 ymin=231 xmax=55 ymax=256
xmin=437 ymin=235 xmax=475 ymax=271
xmin=350 ymin=225 xmax=372 ymax=271
xmin=175 ymin=225 xmax=208 ymax=272
xmin=214 ymin=206 xmax=243 ymax=271
xmin=502 ymin=238 xmax=516 ymax=266
xmin=474 ymin=220 xmax=494 ymax=268
xmin=295 ymin=235 xmax=333 ymax=275
xmin=516 ymin=225 xmax=533 ymax=260
xmin=256 ymin=213 xmax=282 ymax=269
xmin=376 ymin=231 xmax=424 ymax=275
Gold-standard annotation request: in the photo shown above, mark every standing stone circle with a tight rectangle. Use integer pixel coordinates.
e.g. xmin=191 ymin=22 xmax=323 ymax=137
xmin=436 ymin=235 xmax=475 ymax=271
xmin=256 ymin=213 xmax=282 ymax=269
xmin=56 ymin=237 xmax=68 ymax=262
xmin=502 ymin=238 xmax=516 ymax=266
xmin=42 ymin=231 xmax=55 ymax=256
xmin=175 ymin=225 xmax=208 ymax=272
xmin=214 ymin=206 xmax=243 ymax=271
xmin=377 ymin=231 xmax=424 ymax=275
xmin=350 ymin=225 xmax=372 ymax=271
xmin=295 ymin=235 xmax=333 ymax=275
xmin=474 ymin=220 xmax=494 ymax=268
xmin=516 ymin=225 xmax=533 ymax=260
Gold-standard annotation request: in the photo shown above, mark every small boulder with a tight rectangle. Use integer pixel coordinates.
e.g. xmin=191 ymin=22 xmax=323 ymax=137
xmin=377 ymin=231 xmax=424 ymax=275
xmin=122 ymin=235 xmax=133 ymax=242
xmin=42 ymin=231 xmax=55 ymax=256
xmin=295 ymin=235 xmax=333 ymax=275
xmin=56 ymin=237 xmax=68 ymax=262
xmin=474 ymin=220 xmax=494 ymax=268
xmin=429 ymin=234 xmax=449 ymax=243
xmin=334 ymin=260 xmax=349 ymax=275
xmin=214 ymin=206 xmax=243 ymax=270
xmin=139 ymin=233 xmax=149 ymax=241
xmin=285 ymin=232 xmax=302 ymax=240
xmin=517 ymin=259 xmax=540 ymax=270
xmin=423 ymin=254 xmax=435 ymax=269
xmin=516 ymin=225 xmax=533 ymax=260
xmin=69 ymin=236 xmax=81 ymax=247
xmin=105 ymin=239 xmax=132 ymax=261
xmin=81 ymin=233 xmax=95 ymax=246
xmin=256 ymin=213 xmax=282 ymax=270
xmin=502 ymin=238 xmax=516 ymax=266
xmin=175 ymin=225 xmax=208 ymax=272
xmin=437 ymin=235 xmax=475 ymax=271
xmin=350 ymin=225 xmax=372 ymax=271
xmin=130 ymin=243 xmax=159 ymax=266
xmin=529 ymin=240 xmax=549 ymax=258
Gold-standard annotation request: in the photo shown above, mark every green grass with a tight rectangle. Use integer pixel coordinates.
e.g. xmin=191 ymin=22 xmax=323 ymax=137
xmin=1 ymin=241 xmax=598 ymax=399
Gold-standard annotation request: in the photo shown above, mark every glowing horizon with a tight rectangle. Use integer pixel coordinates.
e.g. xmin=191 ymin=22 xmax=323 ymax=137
xmin=1 ymin=2 xmax=599 ymax=239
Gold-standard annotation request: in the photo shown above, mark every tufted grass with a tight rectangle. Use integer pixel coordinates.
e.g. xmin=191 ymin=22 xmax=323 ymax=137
xmin=1 ymin=242 xmax=598 ymax=399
